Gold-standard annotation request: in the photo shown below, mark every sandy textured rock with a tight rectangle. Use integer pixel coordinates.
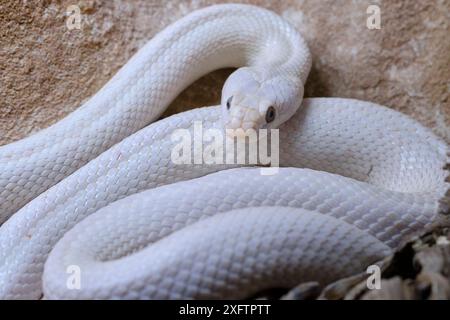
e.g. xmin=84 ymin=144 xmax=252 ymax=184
xmin=1 ymin=0 xmax=449 ymax=145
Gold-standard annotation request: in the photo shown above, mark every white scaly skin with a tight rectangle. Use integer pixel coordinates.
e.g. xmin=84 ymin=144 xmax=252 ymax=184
xmin=0 ymin=4 xmax=311 ymax=224
xmin=44 ymin=206 xmax=391 ymax=299
xmin=0 ymin=4 xmax=447 ymax=299
xmin=1 ymin=98 xmax=448 ymax=299
xmin=40 ymin=98 xmax=447 ymax=299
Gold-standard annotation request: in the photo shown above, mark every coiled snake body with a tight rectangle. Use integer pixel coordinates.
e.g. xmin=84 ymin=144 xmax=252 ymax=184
xmin=0 ymin=4 xmax=448 ymax=299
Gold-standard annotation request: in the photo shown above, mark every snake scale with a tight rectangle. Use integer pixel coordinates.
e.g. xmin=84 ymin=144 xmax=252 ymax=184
xmin=0 ymin=4 xmax=448 ymax=299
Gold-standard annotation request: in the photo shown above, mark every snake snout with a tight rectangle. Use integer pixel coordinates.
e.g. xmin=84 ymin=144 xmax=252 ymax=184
xmin=225 ymin=106 xmax=263 ymax=132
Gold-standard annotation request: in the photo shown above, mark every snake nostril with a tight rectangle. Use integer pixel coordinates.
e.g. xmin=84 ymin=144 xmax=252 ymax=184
xmin=226 ymin=96 xmax=233 ymax=110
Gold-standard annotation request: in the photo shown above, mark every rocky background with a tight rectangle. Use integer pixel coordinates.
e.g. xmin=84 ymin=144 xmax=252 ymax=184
xmin=0 ymin=0 xmax=449 ymax=145
xmin=0 ymin=0 xmax=449 ymax=299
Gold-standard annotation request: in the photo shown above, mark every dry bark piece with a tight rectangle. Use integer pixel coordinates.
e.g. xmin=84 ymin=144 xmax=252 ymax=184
xmin=360 ymin=277 xmax=416 ymax=300
xmin=319 ymin=272 xmax=368 ymax=300
xmin=415 ymin=272 xmax=450 ymax=299
xmin=281 ymin=282 xmax=321 ymax=300
xmin=318 ymin=226 xmax=450 ymax=300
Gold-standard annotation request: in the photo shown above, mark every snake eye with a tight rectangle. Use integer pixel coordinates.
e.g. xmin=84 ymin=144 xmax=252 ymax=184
xmin=265 ymin=106 xmax=276 ymax=123
xmin=226 ymin=96 xmax=233 ymax=110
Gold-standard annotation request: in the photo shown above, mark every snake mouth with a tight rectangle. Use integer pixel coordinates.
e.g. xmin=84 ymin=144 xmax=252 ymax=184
xmin=224 ymin=106 xmax=270 ymax=145
xmin=224 ymin=106 xmax=264 ymax=131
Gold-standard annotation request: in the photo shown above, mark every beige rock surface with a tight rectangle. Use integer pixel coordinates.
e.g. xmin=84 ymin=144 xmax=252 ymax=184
xmin=0 ymin=0 xmax=449 ymax=145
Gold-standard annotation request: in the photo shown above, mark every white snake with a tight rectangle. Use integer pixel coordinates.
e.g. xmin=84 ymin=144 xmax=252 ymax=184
xmin=0 ymin=4 xmax=448 ymax=299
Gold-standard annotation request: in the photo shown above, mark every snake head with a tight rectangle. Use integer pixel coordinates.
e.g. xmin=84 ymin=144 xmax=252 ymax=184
xmin=221 ymin=67 xmax=303 ymax=138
